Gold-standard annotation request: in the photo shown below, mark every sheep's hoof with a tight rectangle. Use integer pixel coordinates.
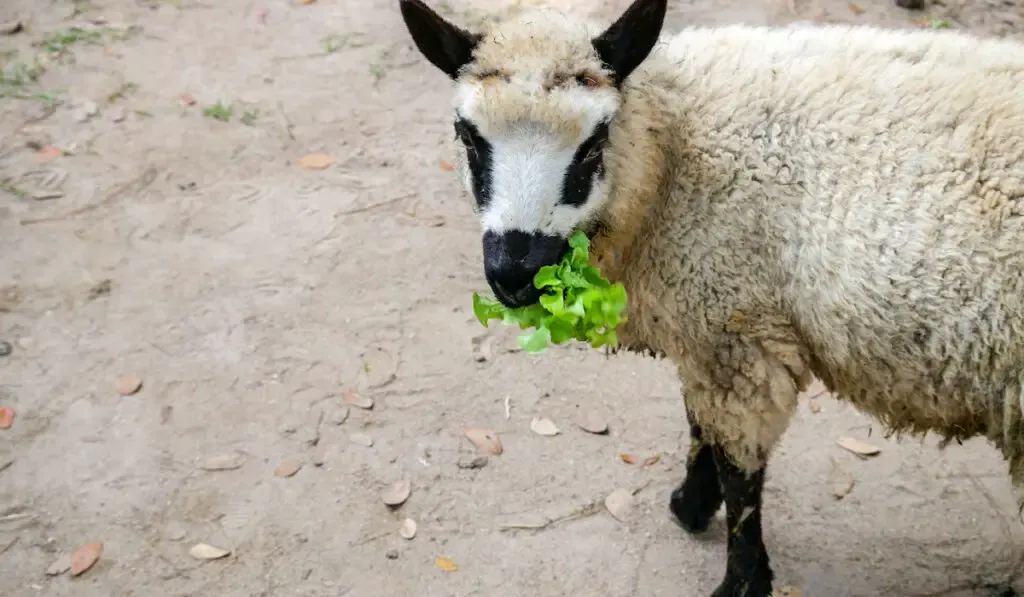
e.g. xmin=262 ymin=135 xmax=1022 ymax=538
xmin=709 ymin=572 xmax=773 ymax=597
xmin=669 ymin=485 xmax=721 ymax=533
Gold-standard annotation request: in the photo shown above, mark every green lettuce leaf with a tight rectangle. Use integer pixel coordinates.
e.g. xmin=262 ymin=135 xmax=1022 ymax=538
xmin=470 ymin=229 xmax=628 ymax=353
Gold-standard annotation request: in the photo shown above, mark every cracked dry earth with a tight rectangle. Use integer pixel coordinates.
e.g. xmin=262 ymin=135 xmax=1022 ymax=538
xmin=2 ymin=0 xmax=1024 ymax=596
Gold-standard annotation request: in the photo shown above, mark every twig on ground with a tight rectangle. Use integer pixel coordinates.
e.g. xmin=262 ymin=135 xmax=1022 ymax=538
xmin=499 ymin=500 xmax=603 ymax=532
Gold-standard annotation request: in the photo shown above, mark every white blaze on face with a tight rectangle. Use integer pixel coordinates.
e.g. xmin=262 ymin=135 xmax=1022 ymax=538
xmin=453 ymin=76 xmax=620 ymax=237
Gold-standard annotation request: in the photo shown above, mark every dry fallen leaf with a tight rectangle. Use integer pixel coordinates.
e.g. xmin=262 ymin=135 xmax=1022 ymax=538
xmin=298 ymin=0 xmax=317 ymax=4
xmin=848 ymin=2 xmax=865 ymax=14
xmin=620 ymin=453 xmax=636 ymax=465
xmin=343 ymin=388 xmax=373 ymax=409
xmin=199 ymin=453 xmax=244 ymax=471
xmin=464 ymin=428 xmax=502 ymax=455
xmin=36 ymin=146 xmax=61 ymax=162
xmin=273 ymin=459 xmax=302 ymax=478
xmin=46 ymin=554 xmax=72 ymax=576
xmin=836 ymin=436 xmax=881 ymax=457
xmin=350 ymin=433 xmax=373 ymax=447
xmin=189 ymin=543 xmax=230 ymax=560
xmin=604 ymin=488 xmax=634 ymax=522
xmin=0 ymin=407 xmax=13 ymax=430
xmin=382 ymin=479 xmax=411 ymax=507
xmin=439 ymin=159 xmax=456 ymax=171
xmin=298 ymin=152 xmax=334 ymax=170
xmin=116 ymin=375 xmax=143 ymax=396
xmin=69 ymin=541 xmax=103 ymax=576
xmin=642 ymin=454 xmax=661 ymax=467
xmin=809 ymin=401 xmax=821 ymax=414
xmin=832 ymin=471 xmax=855 ymax=499
xmin=179 ymin=93 xmax=197 ymax=106
xmin=434 ymin=556 xmax=458 ymax=572
xmin=576 ymin=410 xmax=609 ymax=435
xmin=530 ymin=417 xmax=559 ymax=436
xmin=775 ymin=586 xmax=804 ymax=597
xmin=400 ymin=518 xmax=417 ymax=540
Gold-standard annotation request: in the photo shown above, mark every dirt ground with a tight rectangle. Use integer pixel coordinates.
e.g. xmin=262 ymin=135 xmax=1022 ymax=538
xmin=3 ymin=0 xmax=1024 ymax=596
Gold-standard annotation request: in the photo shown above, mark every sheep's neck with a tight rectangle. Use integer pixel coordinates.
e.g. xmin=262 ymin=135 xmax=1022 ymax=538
xmin=589 ymin=85 xmax=671 ymax=286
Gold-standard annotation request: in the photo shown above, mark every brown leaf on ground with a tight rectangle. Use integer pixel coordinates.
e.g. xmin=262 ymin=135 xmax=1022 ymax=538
xmin=464 ymin=428 xmax=502 ymax=455
xmin=342 ymin=388 xmax=373 ymax=409
xmin=620 ymin=453 xmax=636 ymax=465
xmin=69 ymin=541 xmax=103 ymax=576
xmin=179 ymin=93 xmax=197 ymax=106
xmin=273 ymin=459 xmax=302 ymax=477
xmin=46 ymin=554 xmax=72 ymax=576
xmin=836 ymin=436 xmax=881 ymax=457
xmin=849 ymin=3 xmax=865 ymax=15
xmin=189 ymin=543 xmax=230 ymax=559
xmin=199 ymin=453 xmax=244 ymax=471
xmin=36 ymin=147 xmax=62 ymax=163
xmin=439 ymin=159 xmax=456 ymax=171
xmin=435 ymin=556 xmax=458 ymax=572
xmin=0 ymin=407 xmax=13 ymax=430
xmin=604 ymin=488 xmax=634 ymax=522
xmin=298 ymin=152 xmax=334 ymax=170
xmin=116 ymin=375 xmax=143 ymax=396
xmin=832 ymin=471 xmax=855 ymax=499
xmin=642 ymin=455 xmax=661 ymax=467
xmin=530 ymin=417 xmax=559 ymax=436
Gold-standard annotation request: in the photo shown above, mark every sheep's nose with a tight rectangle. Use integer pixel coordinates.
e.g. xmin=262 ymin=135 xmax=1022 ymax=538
xmin=482 ymin=230 xmax=567 ymax=308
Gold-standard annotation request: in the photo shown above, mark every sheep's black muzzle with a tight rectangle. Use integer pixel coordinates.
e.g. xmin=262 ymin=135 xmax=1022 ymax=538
xmin=482 ymin=230 xmax=568 ymax=309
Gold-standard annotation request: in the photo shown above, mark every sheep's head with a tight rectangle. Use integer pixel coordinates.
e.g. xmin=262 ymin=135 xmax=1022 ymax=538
xmin=399 ymin=0 xmax=666 ymax=308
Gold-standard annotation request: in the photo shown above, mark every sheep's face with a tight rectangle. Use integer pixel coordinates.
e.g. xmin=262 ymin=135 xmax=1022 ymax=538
xmin=400 ymin=0 xmax=666 ymax=308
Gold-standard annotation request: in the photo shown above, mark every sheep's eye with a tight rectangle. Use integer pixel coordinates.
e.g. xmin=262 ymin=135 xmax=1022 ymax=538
xmin=576 ymin=74 xmax=600 ymax=88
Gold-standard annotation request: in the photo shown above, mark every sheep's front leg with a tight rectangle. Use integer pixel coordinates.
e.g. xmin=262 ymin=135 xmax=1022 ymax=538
xmin=709 ymin=444 xmax=773 ymax=597
xmin=670 ymin=406 xmax=723 ymax=533
xmin=681 ymin=339 xmax=805 ymax=597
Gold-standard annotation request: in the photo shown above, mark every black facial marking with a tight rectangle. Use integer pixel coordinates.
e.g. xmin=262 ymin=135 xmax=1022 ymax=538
xmin=670 ymin=412 xmax=724 ymax=534
xmin=559 ymin=121 xmax=611 ymax=207
xmin=709 ymin=445 xmax=774 ymax=597
xmin=453 ymin=116 xmax=493 ymax=209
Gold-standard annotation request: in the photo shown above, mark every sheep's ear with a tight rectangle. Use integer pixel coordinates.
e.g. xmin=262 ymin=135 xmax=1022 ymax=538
xmin=399 ymin=0 xmax=480 ymax=79
xmin=592 ymin=0 xmax=667 ymax=86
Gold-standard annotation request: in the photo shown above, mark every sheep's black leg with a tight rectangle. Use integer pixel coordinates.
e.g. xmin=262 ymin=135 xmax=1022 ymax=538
xmin=709 ymin=444 xmax=773 ymax=597
xmin=670 ymin=411 xmax=723 ymax=533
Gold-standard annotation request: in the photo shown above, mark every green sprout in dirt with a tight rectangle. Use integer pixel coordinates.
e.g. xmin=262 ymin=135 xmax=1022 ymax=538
xmin=203 ymin=101 xmax=233 ymax=122
xmin=472 ymin=230 xmax=628 ymax=354
xmin=38 ymin=26 xmax=103 ymax=55
xmin=240 ymin=108 xmax=260 ymax=126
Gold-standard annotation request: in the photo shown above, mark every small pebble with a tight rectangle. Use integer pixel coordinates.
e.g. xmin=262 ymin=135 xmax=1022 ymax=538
xmin=385 ymin=549 xmax=399 ymax=560
xmin=0 ymin=341 xmax=11 ymax=357
xmin=72 ymin=99 xmax=99 ymax=123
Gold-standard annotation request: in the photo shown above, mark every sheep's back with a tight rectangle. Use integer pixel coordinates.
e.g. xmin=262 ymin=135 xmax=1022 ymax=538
xmin=635 ymin=24 xmax=1024 ymax=439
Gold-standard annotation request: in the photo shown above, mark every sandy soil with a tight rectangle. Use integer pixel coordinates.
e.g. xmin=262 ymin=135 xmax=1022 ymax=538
xmin=3 ymin=0 xmax=1024 ymax=595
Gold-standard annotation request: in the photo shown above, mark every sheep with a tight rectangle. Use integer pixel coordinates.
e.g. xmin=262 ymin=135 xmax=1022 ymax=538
xmin=397 ymin=0 xmax=1024 ymax=595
